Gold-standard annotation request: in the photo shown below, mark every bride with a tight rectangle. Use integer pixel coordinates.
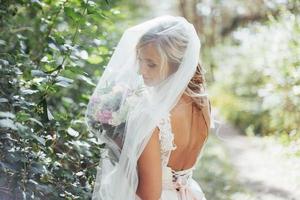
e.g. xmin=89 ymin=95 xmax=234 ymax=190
xmin=86 ymin=15 xmax=212 ymax=200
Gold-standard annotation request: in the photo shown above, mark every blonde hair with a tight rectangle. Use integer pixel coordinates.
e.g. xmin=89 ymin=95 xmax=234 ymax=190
xmin=136 ymin=22 xmax=207 ymax=110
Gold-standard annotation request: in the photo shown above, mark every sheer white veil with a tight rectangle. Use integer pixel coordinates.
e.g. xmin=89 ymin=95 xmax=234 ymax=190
xmin=85 ymin=15 xmax=208 ymax=200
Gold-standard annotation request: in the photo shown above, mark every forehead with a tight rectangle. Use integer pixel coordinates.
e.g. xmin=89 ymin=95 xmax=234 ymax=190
xmin=137 ymin=42 xmax=161 ymax=62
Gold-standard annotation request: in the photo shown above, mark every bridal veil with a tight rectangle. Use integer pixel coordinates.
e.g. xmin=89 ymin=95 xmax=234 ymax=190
xmin=85 ymin=15 xmax=208 ymax=200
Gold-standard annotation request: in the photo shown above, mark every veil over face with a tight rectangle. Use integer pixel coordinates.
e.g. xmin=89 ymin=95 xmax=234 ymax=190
xmin=85 ymin=15 xmax=201 ymax=200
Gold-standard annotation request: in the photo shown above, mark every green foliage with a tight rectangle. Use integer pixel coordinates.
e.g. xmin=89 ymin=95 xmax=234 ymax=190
xmin=195 ymin=134 xmax=244 ymax=200
xmin=209 ymin=10 xmax=300 ymax=142
xmin=0 ymin=0 xmax=143 ymax=199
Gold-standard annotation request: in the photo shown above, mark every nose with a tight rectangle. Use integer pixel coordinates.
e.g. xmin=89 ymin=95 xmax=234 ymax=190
xmin=138 ymin=62 xmax=148 ymax=77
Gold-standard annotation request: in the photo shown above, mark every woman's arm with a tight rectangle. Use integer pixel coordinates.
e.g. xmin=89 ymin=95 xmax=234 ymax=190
xmin=136 ymin=127 xmax=162 ymax=200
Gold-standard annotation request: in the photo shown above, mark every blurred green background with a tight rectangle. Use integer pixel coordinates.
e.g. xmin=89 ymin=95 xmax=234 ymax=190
xmin=0 ymin=0 xmax=299 ymax=199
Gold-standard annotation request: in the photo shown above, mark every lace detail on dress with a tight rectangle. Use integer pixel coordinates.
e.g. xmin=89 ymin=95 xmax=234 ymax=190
xmin=157 ymin=113 xmax=177 ymax=166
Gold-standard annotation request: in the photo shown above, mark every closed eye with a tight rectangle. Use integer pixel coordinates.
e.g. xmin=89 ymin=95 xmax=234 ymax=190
xmin=148 ymin=63 xmax=156 ymax=68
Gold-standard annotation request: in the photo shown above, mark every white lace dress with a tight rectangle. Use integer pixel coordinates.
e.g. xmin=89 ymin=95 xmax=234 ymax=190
xmin=157 ymin=113 xmax=207 ymax=200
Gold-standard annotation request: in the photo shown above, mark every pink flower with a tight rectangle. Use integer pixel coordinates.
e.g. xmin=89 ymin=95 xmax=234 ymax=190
xmin=96 ymin=110 xmax=113 ymax=124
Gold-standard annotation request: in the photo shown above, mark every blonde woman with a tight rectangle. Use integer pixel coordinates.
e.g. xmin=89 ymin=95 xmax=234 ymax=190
xmin=86 ymin=15 xmax=212 ymax=200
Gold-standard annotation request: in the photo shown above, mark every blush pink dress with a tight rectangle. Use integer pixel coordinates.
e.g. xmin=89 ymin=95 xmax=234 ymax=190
xmin=157 ymin=113 xmax=207 ymax=200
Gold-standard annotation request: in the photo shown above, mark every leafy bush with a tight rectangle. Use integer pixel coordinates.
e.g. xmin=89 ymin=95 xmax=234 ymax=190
xmin=209 ymin=11 xmax=300 ymax=141
xmin=0 ymin=0 xmax=143 ymax=199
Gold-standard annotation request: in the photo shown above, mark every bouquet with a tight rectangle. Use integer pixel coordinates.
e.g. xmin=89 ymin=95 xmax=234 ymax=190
xmin=87 ymin=81 xmax=144 ymax=153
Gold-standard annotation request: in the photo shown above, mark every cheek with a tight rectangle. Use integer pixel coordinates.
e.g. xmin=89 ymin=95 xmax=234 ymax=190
xmin=151 ymin=67 xmax=164 ymax=81
xmin=158 ymin=65 xmax=170 ymax=80
xmin=143 ymin=68 xmax=160 ymax=86
xmin=153 ymin=68 xmax=161 ymax=77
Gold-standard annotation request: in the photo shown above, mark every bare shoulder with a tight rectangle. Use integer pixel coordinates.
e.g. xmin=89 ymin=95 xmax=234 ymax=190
xmin=136 ymin=127 xmax=162 ymax=199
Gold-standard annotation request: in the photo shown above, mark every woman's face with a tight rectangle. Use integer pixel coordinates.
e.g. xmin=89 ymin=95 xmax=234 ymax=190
xmin=137 ymin=42 xmax=170 ymax=86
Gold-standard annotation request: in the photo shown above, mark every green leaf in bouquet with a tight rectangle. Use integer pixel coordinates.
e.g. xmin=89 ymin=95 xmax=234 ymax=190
xmin=67 ymin=127 xmax=79 ymax=137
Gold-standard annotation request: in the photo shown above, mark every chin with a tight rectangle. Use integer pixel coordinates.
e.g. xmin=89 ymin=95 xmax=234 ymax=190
xmin=143 ymin=78 xmax=161 ymax=87
xmin=143 ymin=79 xmax=151 ymax=85
xmin=144 ymin=82 xmax=152 ymax=87
xmin=144 ymin=80 xmax=156 ymax=87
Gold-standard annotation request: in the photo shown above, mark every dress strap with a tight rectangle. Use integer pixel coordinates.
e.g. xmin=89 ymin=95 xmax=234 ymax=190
xmin=157 ymin=113 xmax=177 ymax=166
xmin=157 ymin=114 xmax=177 ymax=151
xmin=200 ymin=99 xmax=211 ymax=132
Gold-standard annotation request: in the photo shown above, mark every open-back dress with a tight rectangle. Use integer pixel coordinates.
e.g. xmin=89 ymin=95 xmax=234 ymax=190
xmin=157 ymin=104 xmax=208 ymax=200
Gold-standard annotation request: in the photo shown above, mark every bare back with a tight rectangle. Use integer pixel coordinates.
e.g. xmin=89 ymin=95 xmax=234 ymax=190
xmin=168 ymin=96 xmax=211 ymax=171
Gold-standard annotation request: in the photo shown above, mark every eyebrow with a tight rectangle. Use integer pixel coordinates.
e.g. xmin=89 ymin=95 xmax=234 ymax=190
xmin=137 ymin=56 xmax=156 ymax=64
xmin=144 ymin=58 xmax=156 ymax=63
